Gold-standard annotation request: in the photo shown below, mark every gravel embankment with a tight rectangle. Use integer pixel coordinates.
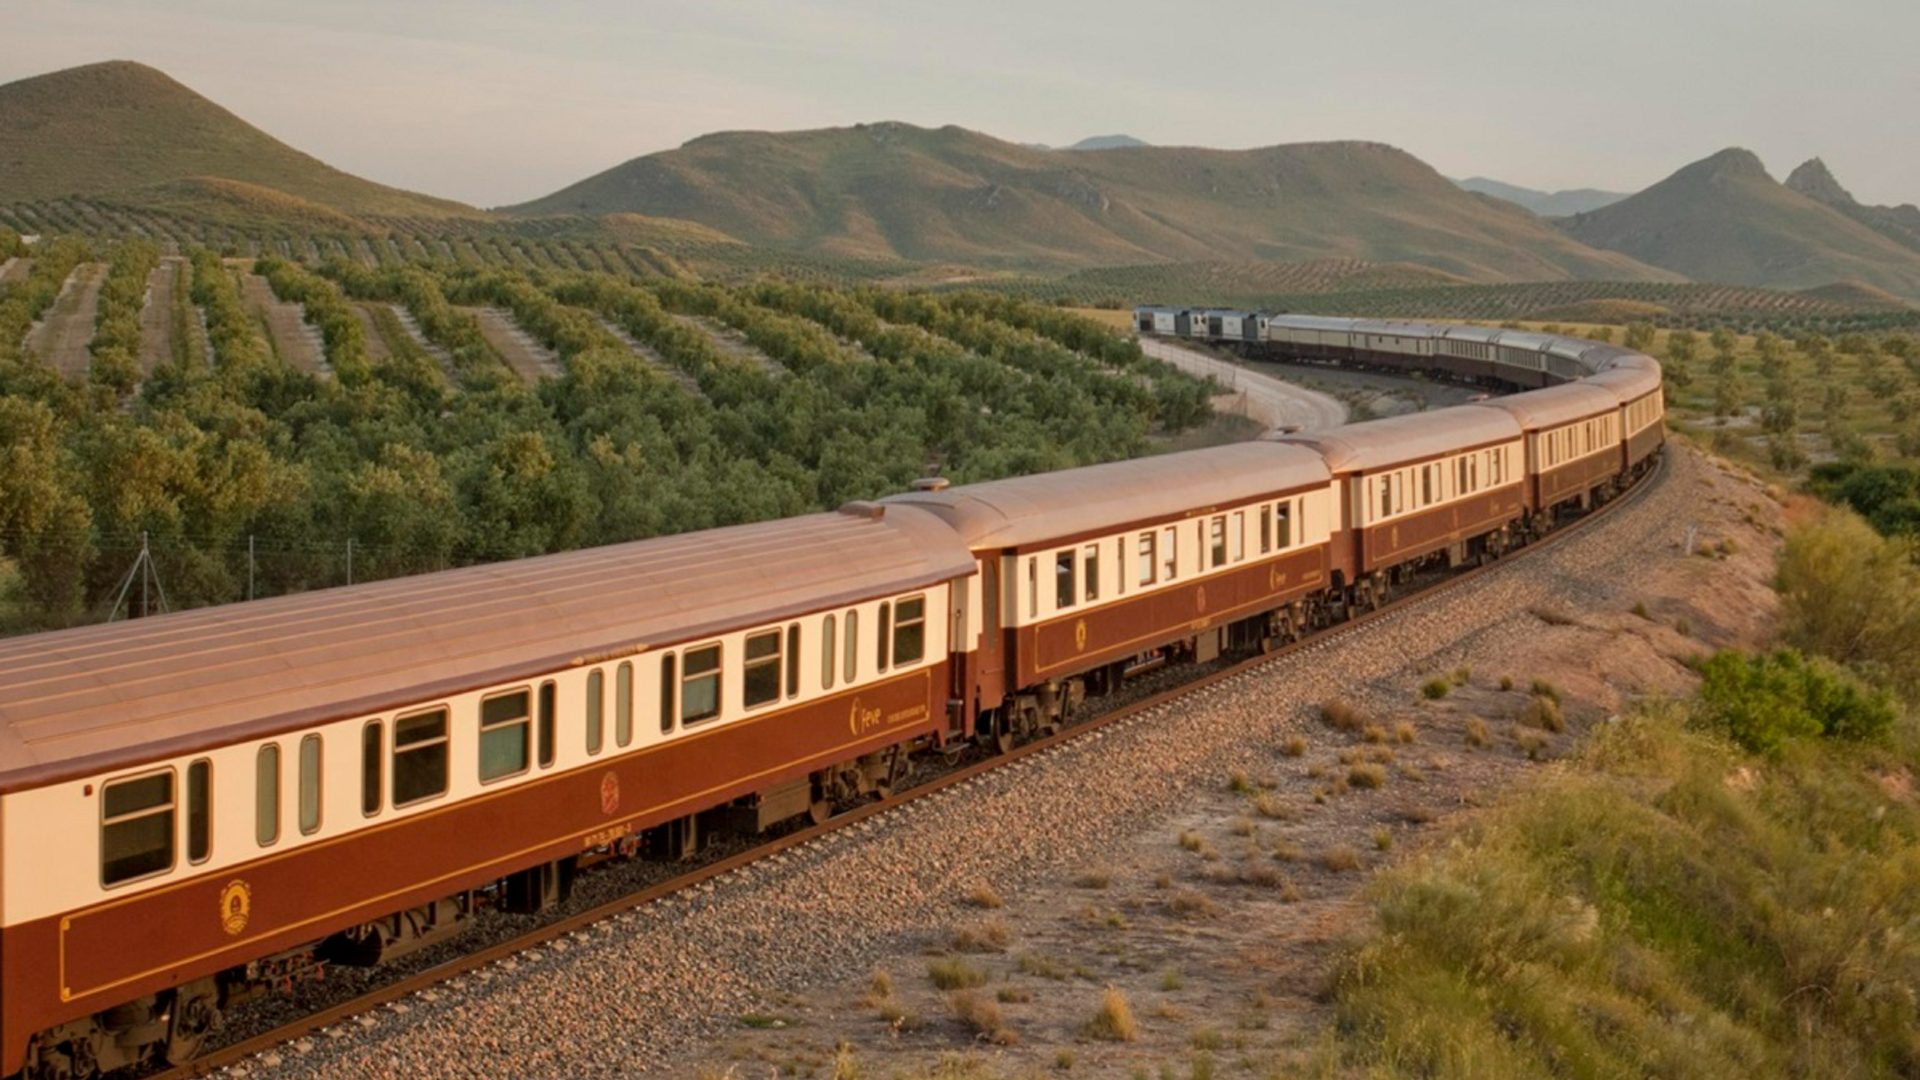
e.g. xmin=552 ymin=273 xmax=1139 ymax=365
xmin=232 ymin=448 xmax=1706 ymax=1079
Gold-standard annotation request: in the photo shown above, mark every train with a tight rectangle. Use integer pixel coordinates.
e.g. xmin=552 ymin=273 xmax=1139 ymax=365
xmin=0 ymin=314 xmax=1663 ymax=1080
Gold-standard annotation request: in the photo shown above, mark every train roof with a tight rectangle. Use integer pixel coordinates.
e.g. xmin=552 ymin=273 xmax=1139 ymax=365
xmin=1581 ymin=363 xmax=1664 ymax=403
xmin=0 ymin=508 xmax=976 ymax=793
xmin=1269 ymin=315 xmax=1363 ymax=333
xmin=881 ymin=443 xmax=1331 ymax=549
xmin=1271 ymin=406 xmax=1520 ymax=472
xmin=1474 ymin=382 xmax=1621 ymax=428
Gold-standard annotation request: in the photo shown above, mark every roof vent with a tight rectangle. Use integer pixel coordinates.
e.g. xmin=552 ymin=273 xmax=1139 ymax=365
xmin=910 ymin=476 xmax=951 ymax=493
xmin=839 ymin=501 xmax=886 ymax=519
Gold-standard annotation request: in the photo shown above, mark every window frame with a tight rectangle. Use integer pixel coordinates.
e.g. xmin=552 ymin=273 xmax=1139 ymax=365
xmin=391 ymin=706 xmax=451 ymax=809
xmin=656 ymin=654 xmax=673 ymax=735
xmin=892 ymin=594 xmax=927 ymax=666
xmin=298 ymin=733 xmax=323 ymax=836
xmin=537 ymin=680 xmax=556 ymax=769
xmin=1138 ymin=531 xmax=1157 ymax=587
xmin=1161 ymin=525 xmax=1178 ymax=581
xmin=681 ymin=643 xmax=723 ymax=726
xmin=786 ymin=623 xmax=801 ymax=699
xmin=821 ymin=614 xmax=837 ymax=691
xmin=186 ymin=758 xmax=212 ymax=865
xmin=101 ymin=767 xmax=178 ymax=888
xmin=844 ymin=610 xmax=860 ymax=684
xmin=743 ymin=628 xmax=784 ymax=710
xmin=877 ymin=601 xmax=893 ymax=672
xmin=585 ymin=668 xmax=604 ymax=756
xmin=1054 ymin=551 xmax=1076 ymax=611
xmin=256 ymin=743 xmax=280 ymax=847
xmin=1230 ymin=511 xmax=1245 ymax=562
xmin=362 ymin=720 xmax=383 ymax=817
xmin=1082 ymin=544 xmax=1100 ymax=603
xmin=477 ymin=687 xmax=533 ymax=785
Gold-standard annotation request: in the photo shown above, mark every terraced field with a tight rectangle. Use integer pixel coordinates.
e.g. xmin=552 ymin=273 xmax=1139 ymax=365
xmin=467 ymin=306 xmax=559 ymax=382
xmin=136 ymin=257 xmax=181 ymax=372
xmin=240 ymin=271 xmax=327 ymax=375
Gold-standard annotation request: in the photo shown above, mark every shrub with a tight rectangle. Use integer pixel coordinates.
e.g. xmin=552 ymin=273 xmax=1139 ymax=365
xmin=1697 ymin=648 xmax=1897 ymax=753
xmin=1394 ymin=721 xmax=1417 ymax=744
xmin=1775 ymin=511 xmax=1920 ymax=695
xmin=1168 ymin=889 xmax=1220 ymax=918
xmin=1521 ymin=695 xmax=1565 ymax=733
xmin=1529 ymin=678 xmax=1562 ymax=704
xmin=950 ymin=989 xmax=1013 ymax=1043
xmin=1349 ymin=762 xmax=1387 ymax=789
xmin=1086 ymin=986 xmax=1139 ymax=1042
xmin=1373 ymin=827 xmax=1394 ymax=851
xmin=1073 ymin=869 xmax=1112 ymax=889
xmin=1281 ymin=734 xmax=1308 ymax=757
xmin=927 ymin=957 xmax=987 ymax=990
xmin=950 ymin=917 xmax=1012 ymax=953
xmin=1321 ymin=846 xmax=1362 ymax=872
xmin=1322 ymin=700 xmax=1366 ymax=731
xmin=1421 ymin=678 xmax=1452 ymax=700
xmin=965 ymin=881 xmax=1004 ymax=909
xmin=1465 ymin=717 xmax=1492 ymax=748
xmin=1499 ymin=675 xmax=1516 ymax=692
xmin=1227 ymin=769 xmax=1253 ymax=794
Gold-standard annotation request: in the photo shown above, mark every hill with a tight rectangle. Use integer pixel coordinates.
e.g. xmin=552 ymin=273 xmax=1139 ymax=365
xmin=505 ymin=122 xmax=1675 ymax=281
xmin=1066 ymin=134 xmax=1149 ymax=151
xmin=0 ymin=60 xmax=478 ymax=220
xmin=1453 ymin=176 xmax=1627 ymax=217
xmin=1559 ymin=148 xmax=1920 ymax=298
xmin=1784 ymin=158 xmax=1920 ymax=253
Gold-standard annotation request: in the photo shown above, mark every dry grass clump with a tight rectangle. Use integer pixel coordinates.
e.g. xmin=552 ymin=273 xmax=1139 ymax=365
xmin=1464 ymin=717 xmax=1492 ymax=748
xmin=1394 ymin=721 xmax=1417 ymax=744
xmin=1420 ymin=677 xmax=1452 ymax=700
xmin=1529 ymin=678 xmax=1562 ymax=704
xmin=996 ymin=986 xmax=1031 ymax=1004
xmin=1531 ymin=605 xmax=1577 ymax=626
xmin=950 ymin=989 xmax=1016 ymax=1044
xmin=1016 ymin=952 xmax=1068 ymax=980
xmin=1513 ymin=726 xmax=1550 ymax=760
xmin=950 ymin=917 xmax=1012 ymax=953
xmin=1168 ymin=888 xmax=1221 ymax=918
xmin=1178 ymin=829 xmax=1206 ymax=853
xmin=1281 ymin=734 xmax=1308 ymax=757
xmin=927 ymin=956 xmax=988 ymax=990
xmin=1320 ymin=845 xmax=1362 ymax=872
xmin=1499 ymin=675 xmax=1516 ymax=691
xmin=1227 ymin=768 xmax=1254 ymax=794
xmin=1073 ymin=868 xmax=1112 ymax=890
xmin=1521 ymin=693 xmax=1565 ymax=733
xmin=1632 ymin=600 xmax=1652 ymax=619
xmin=1451 ymin=667 xmax=1472 ymax=686
xmin=1085 ymin=986 xmax=1139 ymax=1042
xmin=1253 ymin=793 xmax=1295 ymax=820
xmin=1373 ymin=826 xmax=1395 ymax=851
xmin=964 ymin=881 xmax=1004 ymax=909
xmin=1349 ymin=762 xmax=1387 ymax=789
xmin=1362 ymin=722 xmax=1389 ymax=743
xmin=1321 ymin=699 xmax=1366 ymax=732
xmin=1273 ymin=839 xmax=1304 ymax=862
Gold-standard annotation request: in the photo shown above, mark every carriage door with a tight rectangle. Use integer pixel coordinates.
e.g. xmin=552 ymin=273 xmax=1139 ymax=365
xmin=973 ymin=555 xmax=1008 ymax=714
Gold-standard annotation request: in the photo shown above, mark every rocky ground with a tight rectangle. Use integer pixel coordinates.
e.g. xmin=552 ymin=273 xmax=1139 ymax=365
xmin=227 ymin=443 xmax=1781 ymax=1080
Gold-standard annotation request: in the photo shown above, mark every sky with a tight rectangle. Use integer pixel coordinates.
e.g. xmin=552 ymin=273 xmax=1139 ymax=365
xmin=3 ymin=0 xmax=1916 ymax=209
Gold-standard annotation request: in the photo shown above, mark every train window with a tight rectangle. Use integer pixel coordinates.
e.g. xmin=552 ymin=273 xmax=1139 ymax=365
xmin=256 ymin=744 xmax=280 ymax=846
xmin=187 ymin=759 xmax=211 ymax=864
xmin=822 ymin=615 xmax=837 ymax=690
xmin=102 ymin=770 xmax=175 ymax=886
xmin=362 ymin=721 xmax=383 ymax=816
xmin=1422 ymin=466 xmax=1435 ymax=507
xmin=298 ymin=734 xmax=323 ymax=836
xmin=1054 ymin=552 xmax=1075 ymax=610
xmin=537 ymin=681 xmax=556 ymax=768
xmin=878 ymin=602 xmax=893 ymax=671
xmin=656 ymin=656 xmax=672 ymax=734
xmin=1115 ymin=537 xmax=1127 ymax=595
xmin=1276 ymin=501 xmax=1293 ymax=549
xmin=744 ymin=630 xmax=782 ymax=709
xmin=1260 ymin=506 xmax=1272 ymax=554
xmin=1161 ymin=526 xmax=1177 ymax=581
xmin=1378 ymin=478 xmax=1392 ymax=522
xmin=682 ymin=645 xmax=722 ymax=724
xmin=1082 ymin=545 xmax=1099 ymax=602
xmin=393 ymin=708 xmax=449 ymax=807
xmin=479 ymin=690 xmax=531 ymax=782
xmin=1456 ymin=457 xmax=1468 ymax=495
xmin=787 ymin=624 xmax=801 ymax=698
xmin=1138 ymin=532 xmax=1156 ymax=586
xmin=586 ymin=669 xmax=604 ymax=755
xmin=618 ymin=660 xmax=636 ymax=743
xmin=1231 ymin=512 xmax=1245 ymax=562
xmin=894 ymin=595 xmax=926 ymax=665
xmin=845 ymin=610 xmax=859 ymax=684
xmin=1393 ymin=473 xmax=1404 ymax=515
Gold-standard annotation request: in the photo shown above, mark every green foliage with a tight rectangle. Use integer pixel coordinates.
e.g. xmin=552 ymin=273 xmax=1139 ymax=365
xmin=1329 ymin=704 xmax=1920 ymax=1079
xmin=1697 ymin=648 xmax=1895 ymax=753
xmin=1807 ymin=463 xmax=1920 ymax=538
xmin=87 ymin=239 xmax=159 ymax=398
xmin=1774 ymin=511 xmax=1920 ymax=695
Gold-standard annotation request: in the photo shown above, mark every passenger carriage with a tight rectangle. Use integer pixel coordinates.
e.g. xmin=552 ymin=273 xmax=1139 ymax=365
xmin=0 ymin=508 xmax=973 ymax=1080
xmin=1478 ymin=382 xmax=1627 ymax=516
xmin=1274 ymin=408 xmax=1527 ymax=607
xmin=1583 ymin=356 xmax=1667 ymax=475
xmin=885 ymin=443 xmax=1335 ymax=745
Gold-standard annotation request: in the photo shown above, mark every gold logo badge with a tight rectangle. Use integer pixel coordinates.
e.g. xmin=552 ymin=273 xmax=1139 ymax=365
xmin=1073 ymin=619 xmax=1088 ymax=652
xmin=219 ymin=879 xmax=252 ymax=936
xmin=600 ymin=771 xmax=621 ymax=817
xmin=1195 ymin=585 xmax=1208 ymax=613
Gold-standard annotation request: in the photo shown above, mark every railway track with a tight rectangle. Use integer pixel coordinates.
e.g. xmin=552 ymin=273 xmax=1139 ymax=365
xmin=157 ymin=452 xmax=1669 ymax=1080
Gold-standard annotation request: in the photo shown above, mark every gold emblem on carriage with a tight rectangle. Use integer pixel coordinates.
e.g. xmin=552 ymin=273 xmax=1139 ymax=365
xmin=1268 ymin=565 xmax=1286 ymax=590
xmin=219 ymin=879 xmax=252 ymax=936
xmin=1195 ymin=585 xmax=1208 ymax=613
xmin=1073 ymin=618 xmax=1088 ymax=652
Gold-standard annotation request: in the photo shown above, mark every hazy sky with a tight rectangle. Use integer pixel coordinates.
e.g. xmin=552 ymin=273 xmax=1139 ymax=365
xmin=4 ymin=0 xmax=1915 ymax=209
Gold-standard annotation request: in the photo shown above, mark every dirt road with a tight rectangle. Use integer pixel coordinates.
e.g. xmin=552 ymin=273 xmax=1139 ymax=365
xmin=1139 ymin=337 xmax=1348 ymax=433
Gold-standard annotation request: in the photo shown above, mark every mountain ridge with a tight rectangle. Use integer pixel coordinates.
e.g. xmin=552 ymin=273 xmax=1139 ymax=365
xmin=506 ymin=121 xmax=1675 ymax=281
xmin=1454 ymin=176 xmax=1628 ymax=217
xmin=1559 ymin=147 xmax=1920 ymax=298
xmin=1785 ymin=157 xmax=1920 ymax=254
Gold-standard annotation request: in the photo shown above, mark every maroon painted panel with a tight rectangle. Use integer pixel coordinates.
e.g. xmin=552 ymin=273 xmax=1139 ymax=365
xmin=1 ymin=665 xmax=943 ymax=1074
